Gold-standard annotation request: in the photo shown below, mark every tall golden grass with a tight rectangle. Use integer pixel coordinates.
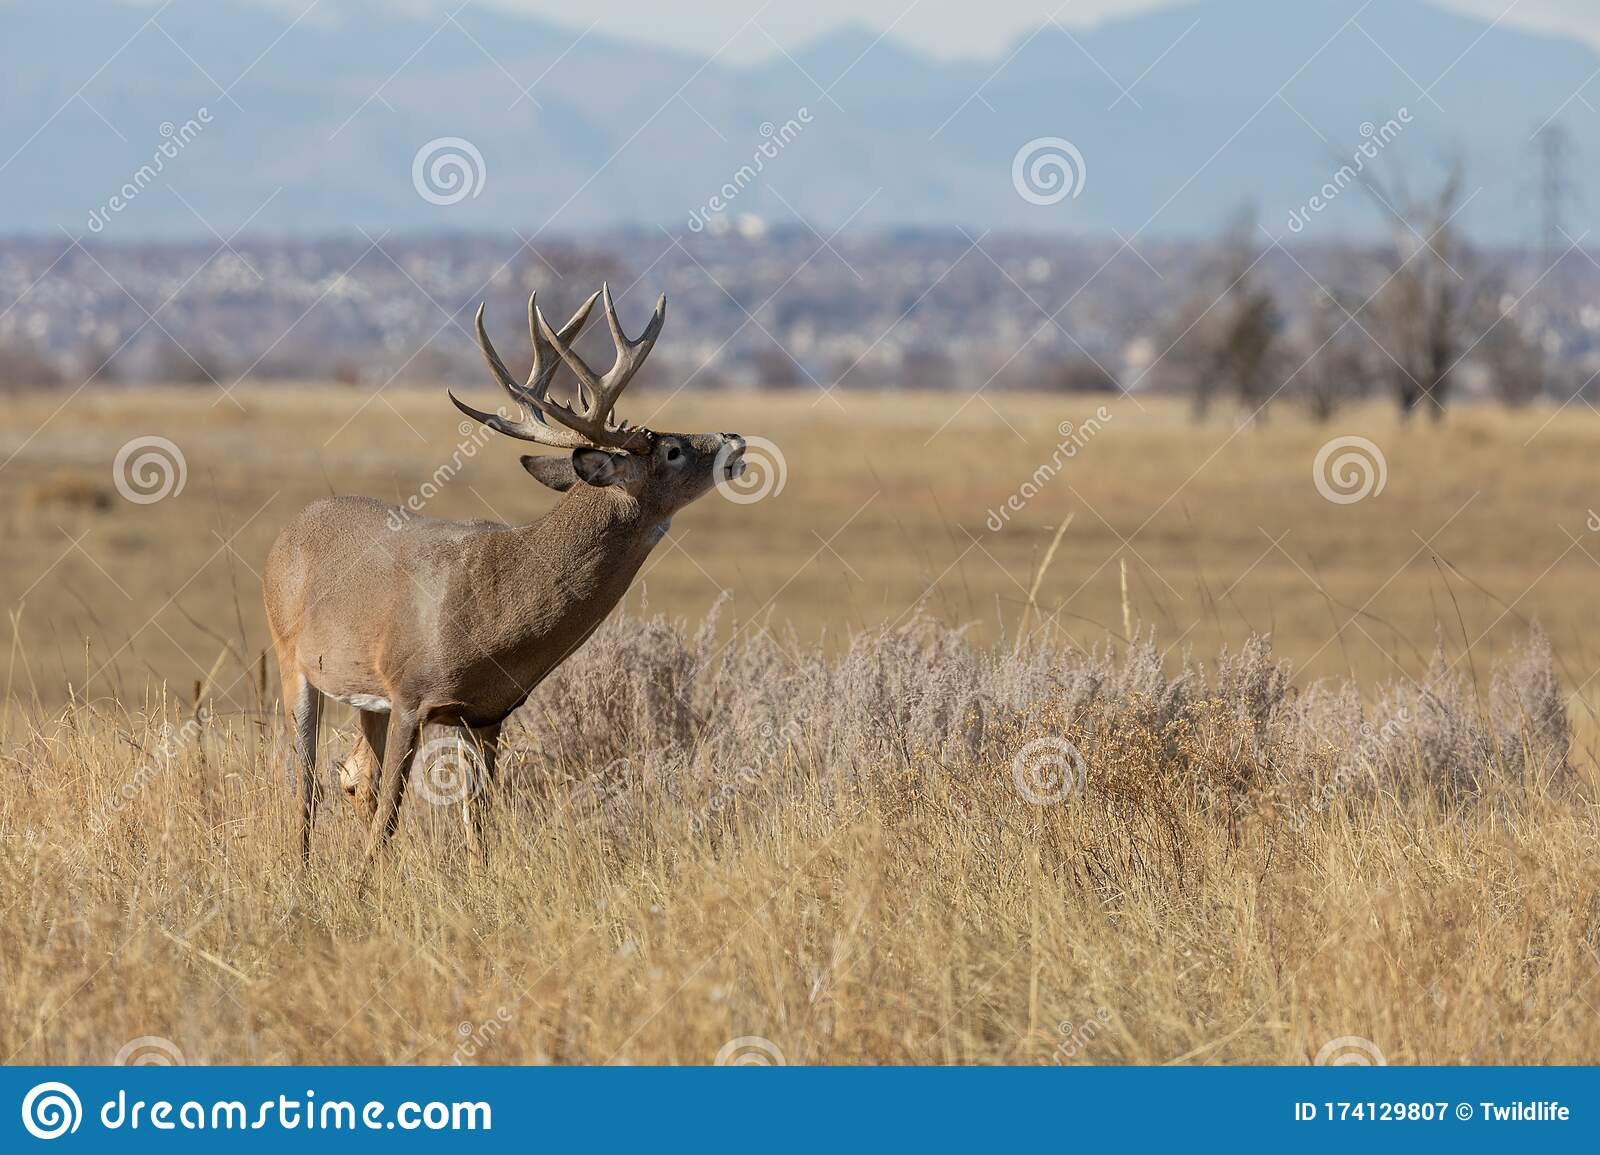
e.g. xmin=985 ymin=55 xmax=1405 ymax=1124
xmin=3 ymin=605 xmax=1593 ymax=1065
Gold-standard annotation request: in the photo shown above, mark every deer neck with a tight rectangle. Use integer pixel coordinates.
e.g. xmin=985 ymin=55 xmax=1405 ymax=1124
xmin=507 ymin=485 xmax=665 ymax=632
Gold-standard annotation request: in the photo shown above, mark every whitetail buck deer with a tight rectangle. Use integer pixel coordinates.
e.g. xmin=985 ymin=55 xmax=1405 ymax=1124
xmin=263 ymin=285 xmax=746 ymax=877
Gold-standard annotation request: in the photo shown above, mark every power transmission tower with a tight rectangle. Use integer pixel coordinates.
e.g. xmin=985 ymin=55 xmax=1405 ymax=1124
xmin=1533 ymin=121 xmax=1575 ymax=267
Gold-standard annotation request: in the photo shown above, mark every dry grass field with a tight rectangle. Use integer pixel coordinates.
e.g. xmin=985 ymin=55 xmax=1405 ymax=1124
xmin=1 ymin=384 xmax=1598 ymax=1065
xmin=4 ymin=386 xmax=1600 ymax=708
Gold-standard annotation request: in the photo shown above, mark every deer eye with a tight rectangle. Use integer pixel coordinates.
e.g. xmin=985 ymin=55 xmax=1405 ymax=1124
xmin=666 ymin=446 xmax=682 ymax=462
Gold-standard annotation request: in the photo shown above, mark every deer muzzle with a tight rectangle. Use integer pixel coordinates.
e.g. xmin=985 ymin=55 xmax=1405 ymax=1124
xmin=720 ymin=433 xmax=747 ymax=480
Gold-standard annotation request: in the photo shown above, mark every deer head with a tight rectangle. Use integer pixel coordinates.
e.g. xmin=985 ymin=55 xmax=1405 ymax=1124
xmin=450 ymin=283 xmax=746 ymax=521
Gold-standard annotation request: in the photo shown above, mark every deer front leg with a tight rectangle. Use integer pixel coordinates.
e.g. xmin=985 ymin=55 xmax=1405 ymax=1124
xmin=464 ymin=722 xmax=501 ymax=869
xmin=357 ymin=702 xmax=420 ymax=887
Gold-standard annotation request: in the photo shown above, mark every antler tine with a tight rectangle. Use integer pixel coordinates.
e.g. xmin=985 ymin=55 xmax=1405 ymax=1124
xmin=526 ymin=289 xmax=600 ymax=407
xmin=532 ymin=297 xmax=603 ymax=405
xmin=446 ymin=388 xmax=590 ymax=449
xmin=452 ymin=295 xmax=604 ymax=450
xmin=473 ymin=302 xmax=523 ymax=402
xmin=598 ymin=281 xmax=666 ymax=401
xmin=533 ymin=280 xmax=662 ymax=452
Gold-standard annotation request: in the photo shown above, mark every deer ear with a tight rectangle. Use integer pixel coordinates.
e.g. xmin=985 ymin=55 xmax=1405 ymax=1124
xmin=570 ymin=448 xmax=632 ymax=488
xmin=520 ymin=455 xmax=577 ymax=492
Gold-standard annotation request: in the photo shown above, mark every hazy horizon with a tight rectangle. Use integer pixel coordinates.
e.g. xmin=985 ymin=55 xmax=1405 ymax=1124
xmin=125 ymin=0 xmax=1600 ymax=65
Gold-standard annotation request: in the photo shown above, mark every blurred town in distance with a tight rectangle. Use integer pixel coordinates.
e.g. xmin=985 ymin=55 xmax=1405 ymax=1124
xmin=3 ymin=215 xmax=1595 ymax=420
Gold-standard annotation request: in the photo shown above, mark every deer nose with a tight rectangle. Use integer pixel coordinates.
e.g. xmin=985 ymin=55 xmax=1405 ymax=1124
xmin=719 ymin=434 xmax=747 ymax=480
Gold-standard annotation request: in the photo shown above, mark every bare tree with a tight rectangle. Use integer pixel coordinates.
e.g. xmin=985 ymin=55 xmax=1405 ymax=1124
xmin=1162 ymin=207 xmax=1282 ymax=423
xmin=902 ymin=347 xmax=957 ymax=391
xmin=1294 ymin=287 xmax=1371 ymax=423
xmin=1362 ymin=163 xmax=1470 ymax=422
xmin=1472 ymin=275 xmax=1546 ymax=407
xmin=0 ymin=337 xmax=63 ymax=390
xmin=1049 ymin=355 xmax=1120 ymax=394
xmin=149 ymin=337 xmax=227 ymax=387
xmin=753 ymin=346 xmax=806 ymax=389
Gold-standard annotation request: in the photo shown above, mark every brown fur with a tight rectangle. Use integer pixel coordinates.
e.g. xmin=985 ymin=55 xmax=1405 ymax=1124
xmin=264 ymin=429 xmax=745 ymax=877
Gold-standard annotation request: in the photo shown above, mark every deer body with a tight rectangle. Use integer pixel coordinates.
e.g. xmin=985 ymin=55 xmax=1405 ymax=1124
xmin=268 ymin=488 xmax=660 ymax=728
xmin=263 ymin=285 xmax=746 ymax=878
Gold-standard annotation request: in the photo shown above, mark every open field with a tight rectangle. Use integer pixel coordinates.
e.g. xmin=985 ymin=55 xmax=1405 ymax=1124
xmin=1 ymin=385 xmax=1599 ymax=1064
xmin=4 ymin=386 xmax=1600 ymax=714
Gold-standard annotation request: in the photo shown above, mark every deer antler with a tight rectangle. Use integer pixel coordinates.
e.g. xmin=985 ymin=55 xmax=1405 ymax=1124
xmin=450 ymin=283 xmax=661 ymax=453
xmin=533 ymin=282 xmax=663 ymax=451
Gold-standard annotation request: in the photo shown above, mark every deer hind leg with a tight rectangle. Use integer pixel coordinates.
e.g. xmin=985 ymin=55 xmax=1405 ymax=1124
xmin=463 ymin=722 xmax=501 ymax=869
xmin=357 ymin=702 xmax=420 ymax=887
xmin=338 ymin=708 xmax=386 ymax=822
xmin=283 ymin=671 xmax=324 ymax=865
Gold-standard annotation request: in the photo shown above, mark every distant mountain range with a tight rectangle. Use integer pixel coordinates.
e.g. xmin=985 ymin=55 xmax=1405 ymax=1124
xmin=1 ymin=0 xmax=1595 ymax=241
